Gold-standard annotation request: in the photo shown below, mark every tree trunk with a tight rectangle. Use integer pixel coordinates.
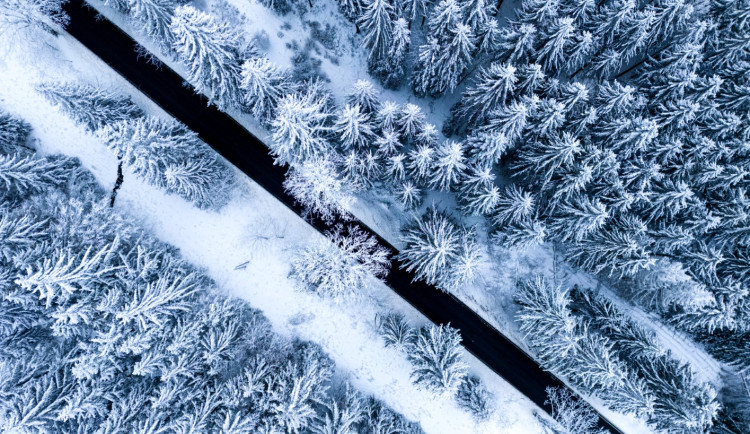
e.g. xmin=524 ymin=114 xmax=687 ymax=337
xmin=308 ymin=0 xmax=313 ymax=8
xmin=421 ymin=15 xmax=426 ymax=28
xmin=109 ymin=161 xmax=124 ymax=208
xmin=355 ymin=22 xmax=360 ymax=34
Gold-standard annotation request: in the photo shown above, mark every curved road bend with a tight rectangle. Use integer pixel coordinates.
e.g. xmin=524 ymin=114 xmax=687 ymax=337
xmin=62 ymin=1 xmax=623 ymax=432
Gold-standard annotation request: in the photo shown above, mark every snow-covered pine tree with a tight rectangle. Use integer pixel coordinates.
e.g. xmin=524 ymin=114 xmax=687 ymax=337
xmin=0 ymin=111 xmax=32 ymax=155
xmin=97 ymin=116 xmax=233 ymax=209
xmin=397 ymin=103 xmax=426 ymax=143
xmin=170 ymin=5 xmax=245 ymax=109
xmin=449 ymin=62 xmax=517 ymax=131
xmin=428 ymin=140 xmax=467 ymax=191
xmin=127 ymin=0 xmax=177 ymax=47
xmin=283 ymin=157 xmax=352 ymax=223
xmin=374 ymin=17 xmax=411 ymax=88
xmin=37 ymin=82 xmax=144 ymax=132
xmin=456 ymin=376 xmax=492 ymax=420
xmin=433 ymin=24 xmax=476 ymax=95
xmin=359 ymin=0 xmax=395 ymax=66
xmin=240 ymin=57 xmax=294 ymax=123
xmin=271 ymin=89 xmax=333 ymax=166
xmin=407 ymin=144 xmax=435 ymax=184
xmin=346 ymin=80 xmax=382 ymax=115
xmin=399 ymin=208 xmax=460 ymax=288
xmin=545 ymin=387 xmax=607 ymax=434
xmin=411 ymin=37 xmax=442 ymax=97
xmin=407 ymin=324 xmax=467 ymax=395
xmin=0 ymin=0 xmax=68 ymax=36
xmin=0 ymin=154 xmax=68 ymax=199
xmin=376 ymin=312 xmax=414 ymax=349
xmin=465 ymin=130 xmax=508 ymax=166
xmin=333 ymin=104 xmax=376 ymax=150
xmin=535 ymin=16 xmax=576 ymax=73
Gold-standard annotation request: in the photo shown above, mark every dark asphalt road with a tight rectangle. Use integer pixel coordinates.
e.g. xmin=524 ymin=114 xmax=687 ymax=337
xmin=61 ymin=1 xmax=623 ymax=431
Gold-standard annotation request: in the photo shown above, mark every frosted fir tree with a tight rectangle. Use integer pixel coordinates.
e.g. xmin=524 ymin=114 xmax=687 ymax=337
xmin=427 ymin=0 xmax=460 ymax=40
xmin=460 ymin=0 xmax=494 ymax=32
xmin=481 ymin=99 xmax=530 ymax=146
xmin=170 ymin=5 xmax=244 ymax=109
xmin=375 ymin=129 xmax=403 ymax=156
xmin=456 ymin=376 xmax=493 ymax=420
xmin=0 ymin=154 xmax=68 ymax=198
xmin=271 ymin=90 xmax=333 ymax=166
xmin=374 ymin=17 xmax=411 ymax=88
xmin=501 ymin=217 xmax=547 ymax=249
xmin=549 ymin=196 xmax=610 ymax=242
xmin=429 ymin=140 xmax=467 ymax=191
xmin=450 ymin=62 xmax=517 ymax=130
xmin=240 ymin=57 xmax=294 ymax=123
xmin=411 ymin=37 xmax=442 ymax=97
xmin=399 ymin=208 xmax=477 ymax=289
xmin=0 ymin=0 xmax=68 ymax=37
xmin=127 ymin=0 xmax=177 ymax=47
xmin=515 ymin=277 xmax=580 ymax=363
xmin=383 ymin=153 xmax=406 ymax=185
xmin=283 ymin=157 xmax=352 ymax=223
xmin=515 ymin=132 xmax=582 ymax=183
xmin=291 ymin=225 xmax=389 ymax=299
xmin=465 ymin=130 xmax=508 ymax=165
xmin=397 ymin=104 xmax=426 ymax=142
xmin=375 ymin=101 xmax=400 ymax=131
xmin=535 ymin=17 xmax=576 ymax=73
xmin=359 ymin=0 xmax=395 ymax=64
xmin=346 ymin=80 xmax=382 ymax=115
xmin=545 ymin=387 xmax=607 ymax=434
xmin=37 ymin=82 xmax=143 ymax=132
xmin=400 ymin=0 xmax=429 ymax=24
xmin=433 ymin=24 xmax=477 ymax=95
xmin=407 ymin=324 xmax=468 ymax=395
xmin=311 ymin=386 xmax=364 ymax=434
xmin=97 ymin=116 xmax=233 ymax=209
xmin=396 ymin=181 xmax=421 ymax=209
xmin=407 ymin=144 xmax=435 ymax=184
xmin=0 ymin=111 xmax=32 ymax=155
xmin=495 ymin=23 xmax=537 ymax=64
xmin=333 ymin=104 xmax=376 ymax=150
xmin=376 ymin=312 xmax=414 ymax=349
xmin=417 ymin=123 xmax=439 ymax=147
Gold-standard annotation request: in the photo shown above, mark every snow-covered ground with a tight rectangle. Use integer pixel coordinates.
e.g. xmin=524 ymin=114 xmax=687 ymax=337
xmin=78 ymin=0 xmax=729 ymax=432
xmin=0 ymin=26 xmax=550 ymax=434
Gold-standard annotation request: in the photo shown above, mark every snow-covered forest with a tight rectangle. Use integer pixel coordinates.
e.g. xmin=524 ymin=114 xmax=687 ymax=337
xmin=2 ymin=0 xmax=749 ymax=431
xmin=0 ymin=109 xmax=426 ymax=432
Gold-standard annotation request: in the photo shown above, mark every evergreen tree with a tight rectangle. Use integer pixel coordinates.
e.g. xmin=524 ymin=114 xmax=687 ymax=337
xmin=407 ymin=324 xmax=467 ymax=395
xmin=127 ymin=0 xmax=177 ymax=47
xmin=240 ymin=57 xmax=294 ymax=123
xmin=360 ymin=0 xmax=395 ymax=63
xmin=170 ymin=5 xmax=244 ymax=109
xmin=346 ymin=80 xmax=382 ymax=115
xmin=283 ymin=158 xmax=352 ymax=223
xmin=456 ymin=376 xmax=492 ymax=420
xmin=271 ymin=90 xmax=333 ymax=166
xmin=37 ymin=82 xmax=143 ymax=132
xmin=97 ymin=116 xmax=233 ymax=209
xmin=291 ymin=224 xmax=390 ymax=300
xmin=428 ymin=140 xmax=467 ymax=191
xmin=450 ymin=62 xmax=517 ymax=130
xmin=0 ymin=111 xmax=32 ymax=155
xmin=333 ymin=104 xmax=376 ymax=150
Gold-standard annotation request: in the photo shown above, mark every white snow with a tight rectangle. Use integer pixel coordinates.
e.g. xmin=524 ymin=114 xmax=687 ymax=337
xmin=0 ymin=25 xmax=549 ymax=434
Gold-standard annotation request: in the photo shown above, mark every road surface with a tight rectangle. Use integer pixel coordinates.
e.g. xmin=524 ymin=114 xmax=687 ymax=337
xmin=61 ymin=1 xmax=623 ymax=431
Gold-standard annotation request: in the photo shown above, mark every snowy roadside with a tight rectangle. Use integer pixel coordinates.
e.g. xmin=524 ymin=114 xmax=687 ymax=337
xmin=0 ymin=29 xmax=549 ymax=434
